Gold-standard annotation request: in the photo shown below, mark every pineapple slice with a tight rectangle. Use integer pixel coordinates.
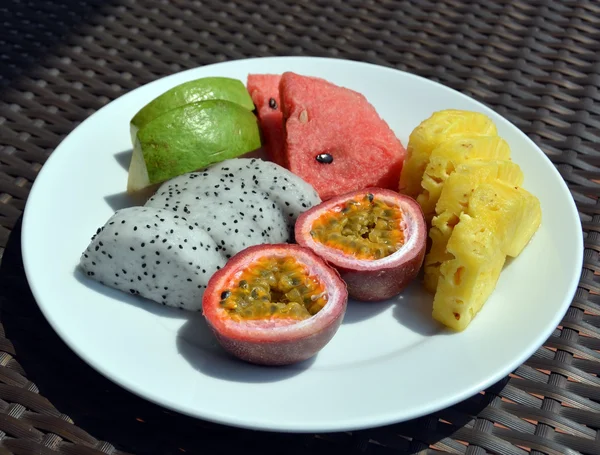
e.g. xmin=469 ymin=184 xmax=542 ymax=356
xmin=432 ymin=213 xmax=506 ymax=331
xmin=399 ymin=109 xmax=498 ymax=197
xmin=467 ymin=182 xmax=541 ymax=252
xmin=432 ymin=181 xmax=542 ymax=331
xmin=502 ymin=190 xmax=542 ymax=258
xmin=423 ymin=159 xmax=524 ymax=292
xmin=417 ymin=136 xmax=512 ymax=222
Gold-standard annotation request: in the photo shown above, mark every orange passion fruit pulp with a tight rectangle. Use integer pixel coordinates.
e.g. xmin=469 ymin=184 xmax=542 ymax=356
xmin=295 ymin=188 xmax=427 ymax=301
xmin=202 ymin=244 xmax=348 ymax=366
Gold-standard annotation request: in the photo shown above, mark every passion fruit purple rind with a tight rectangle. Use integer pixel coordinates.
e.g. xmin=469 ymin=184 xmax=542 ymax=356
xmin=202 ymin=244 xmax=348 ymax=366
xmin=295 ymin=188 xmax=427 ymax=301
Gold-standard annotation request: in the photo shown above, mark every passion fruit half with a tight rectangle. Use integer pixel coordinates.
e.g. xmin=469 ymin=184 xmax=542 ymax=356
xmin=295 ymin=188 xmax=427 ymax=301
xmin=202 ymin=244 xmax=348 ymax=366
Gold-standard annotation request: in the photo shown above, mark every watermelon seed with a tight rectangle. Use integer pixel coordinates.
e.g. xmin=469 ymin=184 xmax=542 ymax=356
xmin=269 ymin=98 xmax=278 ymax=109
xmin=316 ymin=153 xmax=333 ymax=164
xmin=299 ymin=110 xmax=308 ymax=123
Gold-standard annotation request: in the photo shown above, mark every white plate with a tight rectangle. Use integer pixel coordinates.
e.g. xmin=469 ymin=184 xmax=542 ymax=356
xmin=22 ymin=57 xmax=583 ymax=433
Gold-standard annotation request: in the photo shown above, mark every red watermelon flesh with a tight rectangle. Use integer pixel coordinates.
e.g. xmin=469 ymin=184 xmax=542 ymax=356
xmin=279 ymin=72 xmax=406 ymax=201
xmin=246 ymin=74 xmax=286 ymax=167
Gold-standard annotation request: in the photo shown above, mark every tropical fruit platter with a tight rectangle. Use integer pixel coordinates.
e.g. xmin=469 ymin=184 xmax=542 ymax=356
xmin=78 ymin=71 xmax=542 ymax=366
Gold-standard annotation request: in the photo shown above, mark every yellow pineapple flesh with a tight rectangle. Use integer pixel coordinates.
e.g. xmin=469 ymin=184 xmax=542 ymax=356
xmin=424 ymin=160 xmax=524 ymax=292
xmin=398 ymin=109 xmax=498 ymax=197
xmin=432 ymin=181 xmax=542 ymax=331
xmin=502 ymin=190 xmax=542 ymax=257
xmin=417 ymin=136 xmax=512 ymax=222
xmin=466 ymin=182 xmax=541 ymax=252
xmin=433 ymin=212 xmax=506 ymax=331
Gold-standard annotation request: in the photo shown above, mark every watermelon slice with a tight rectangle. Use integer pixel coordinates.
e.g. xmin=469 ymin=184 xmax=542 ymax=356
xmin=279 ymin=72 xmax=406 ymax=200
xmin=246 ymin=74 xmax=286 ymax=167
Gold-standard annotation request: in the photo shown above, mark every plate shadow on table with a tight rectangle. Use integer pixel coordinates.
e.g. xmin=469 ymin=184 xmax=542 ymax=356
xmin=354 ymin=377 xmax=508 ymax=452
xmin=2 ymin=217 xmax=507 ymax=454
xmin=176 ymin=315 xmax=316 ymax=383
xmin=2 ymin=217 xmax=329 ymax=454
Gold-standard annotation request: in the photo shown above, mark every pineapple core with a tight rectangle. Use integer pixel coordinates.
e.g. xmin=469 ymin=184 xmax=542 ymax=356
xmin=309 ymin=194 xmax=405 ymax=260
xmin=219 ymin=256 xmax=327 ymax=320
xmin=432 ymin=181 xmax=541 ymax=331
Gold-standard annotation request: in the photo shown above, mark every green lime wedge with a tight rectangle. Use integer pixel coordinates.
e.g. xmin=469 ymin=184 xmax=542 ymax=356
xmin=130 ymin=77 xmax=255 ymax=144
xmin=127 ymin=99 xmax=261 ymax=193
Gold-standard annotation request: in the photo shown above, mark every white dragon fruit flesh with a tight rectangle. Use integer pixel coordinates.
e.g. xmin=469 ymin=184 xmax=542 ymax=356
xmin=80 ymin=207 xmax=226 ymax=310
xmin=79 ymin=158 xmax=321 ymax=311
xmin=145 ymin=158 xmax=321 ymax=256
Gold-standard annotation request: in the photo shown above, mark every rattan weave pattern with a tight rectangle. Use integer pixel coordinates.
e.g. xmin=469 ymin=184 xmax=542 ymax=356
xmin=0 ymin=0 xmax=598 ymax=453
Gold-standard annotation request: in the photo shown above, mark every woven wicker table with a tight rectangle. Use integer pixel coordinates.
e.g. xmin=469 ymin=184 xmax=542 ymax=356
xmin=1 ymin=0 xmax=599 ymax=453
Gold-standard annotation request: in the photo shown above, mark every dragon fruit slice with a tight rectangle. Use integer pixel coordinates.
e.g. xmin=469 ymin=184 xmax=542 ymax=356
xmin=145 ymin=158 xmax=321 ymax=253
xmin=80 ymin=158 xmax=321 ymax=310
xmin=80 ymin=207 xmax=226 ymax=311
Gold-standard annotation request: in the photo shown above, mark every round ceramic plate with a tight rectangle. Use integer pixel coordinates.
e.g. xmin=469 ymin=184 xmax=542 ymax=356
xmin=22 ymin=57 xmax=583 ymax=432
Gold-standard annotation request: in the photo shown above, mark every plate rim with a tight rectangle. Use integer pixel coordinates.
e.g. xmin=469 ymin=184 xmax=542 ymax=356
xmin=20 ymin=56 xmax=584 ymax=433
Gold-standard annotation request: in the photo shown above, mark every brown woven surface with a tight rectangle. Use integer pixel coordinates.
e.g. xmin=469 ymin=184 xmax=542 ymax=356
xmin=0 ymin=0 xmax=599 ymax=453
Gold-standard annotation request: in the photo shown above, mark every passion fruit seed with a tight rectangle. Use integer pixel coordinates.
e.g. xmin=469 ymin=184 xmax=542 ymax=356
xmin=219 ymin=256 xmax=328 ymax=321
xmin=310 ymin=194 xmax=404 ymax=260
